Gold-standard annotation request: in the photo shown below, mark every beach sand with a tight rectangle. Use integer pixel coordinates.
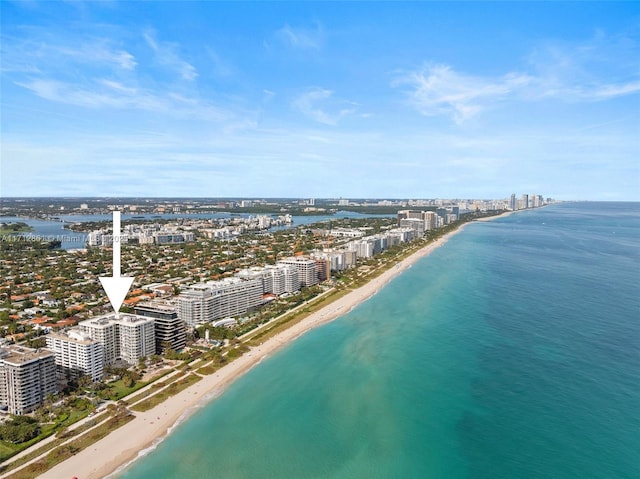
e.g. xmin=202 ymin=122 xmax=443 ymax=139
xmin=33 ymin=217 xmax=499 ymax=479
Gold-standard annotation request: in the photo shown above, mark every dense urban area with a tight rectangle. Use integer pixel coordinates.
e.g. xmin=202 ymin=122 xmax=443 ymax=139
xmin=0 ymin=194 xmax=548 ymax=476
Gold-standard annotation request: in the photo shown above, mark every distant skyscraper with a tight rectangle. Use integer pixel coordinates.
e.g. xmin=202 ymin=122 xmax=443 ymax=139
xmin=436 ymin=208 xmax=448 ymax=224
xmin=423 ymin=211 xmax=437 ymax=230
xmin=510 ymin=194 xmax=517 ymax=211
xmin=521 ymin=194 xmax=529 ymax=209
xmin=397 ymin=209 xmax=424 ymax=226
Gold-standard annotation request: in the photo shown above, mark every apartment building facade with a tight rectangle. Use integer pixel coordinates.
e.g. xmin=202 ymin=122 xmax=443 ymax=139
xmin=178 ymin=277 xmax=263 ymax=327
xmin=277 ymin=257 xmax=318 ymax=287
xmin=78 ymin=314 xmax=155 ymax=366
xmin=45 ymin=330 xmax=104 ymax=382
xmin=0 ymin=346 xmax=57 ymax=415
xmin=135 ymin=302 xmax=187 ymax=353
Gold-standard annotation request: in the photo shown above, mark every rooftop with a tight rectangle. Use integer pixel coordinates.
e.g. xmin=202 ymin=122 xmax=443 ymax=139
xmin=0 ymin=345 xmax=54 ymax=365
xmin=80 ymin=313 xmax=154 ymax=327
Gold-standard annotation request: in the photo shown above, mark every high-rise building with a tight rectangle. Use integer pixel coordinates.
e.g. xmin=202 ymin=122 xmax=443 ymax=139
xmin=0 ymin=346 xmax=57 ymax=415
xmin=314 ymin=258 xmax=330 ymax=282
xmin=79 ymin=314 xmax=155 ymax=366
xmin=178 ymin=278 xmax=263 ymax=327
xmin=117 ymin=316 xmax=157 ymax=364
xmin=531 ymin=194 xmax=544 ymax=208
xmin=521 ymin=194 xmax=529 ymax=209
xmin=510 ymin=194 xmax=517 ymax=211
xmin=399 ymin=218 xmax=425 ymax=233
xmin=78 ymin=318 xmax=117 ymax=365
xmin=135 ymin=302 xmax=187 ymax=353
xmin=236 ymin=267 xmax=274 ymax=294
xmin=423 ymin=211 xmax=437 ymax=230
xmin=348 ymin=239 xmax=375 ymax=258
xmin=177 ymin=284 xmax=214 ymax=328
xmin=46 ymin=330 xmax=104 ymax=382
xmin=277 ymin=257 xmax=318 ymax=287
xmin=397 ymin=210 xmax=424 ymax=226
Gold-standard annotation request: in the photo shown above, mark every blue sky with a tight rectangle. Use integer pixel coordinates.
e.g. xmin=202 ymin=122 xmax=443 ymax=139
xmin=1 ymin=1 xmax=638 ymax=200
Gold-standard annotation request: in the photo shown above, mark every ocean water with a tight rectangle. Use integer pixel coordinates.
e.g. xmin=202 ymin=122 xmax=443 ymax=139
xmin=117 ymin=202 xmax=639 ymax=479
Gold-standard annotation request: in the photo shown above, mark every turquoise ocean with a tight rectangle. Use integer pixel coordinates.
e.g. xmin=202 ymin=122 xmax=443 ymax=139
xmin=117 ymin=202 xmax=639 ymax=479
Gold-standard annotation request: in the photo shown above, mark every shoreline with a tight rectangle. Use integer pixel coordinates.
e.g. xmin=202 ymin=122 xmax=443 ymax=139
xmin=35 ymin=212 xmax=509 ymax=479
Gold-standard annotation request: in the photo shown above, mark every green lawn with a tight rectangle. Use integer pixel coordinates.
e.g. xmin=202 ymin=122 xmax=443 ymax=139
xmin=0 ymin=442 xmax=18 ymax=461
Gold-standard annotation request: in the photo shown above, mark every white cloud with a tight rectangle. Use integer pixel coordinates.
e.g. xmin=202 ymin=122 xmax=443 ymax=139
xmin=395 ymin=52 xmax=639 ymax=123
xmin=392 ymin=32 xmax=639 ymax=123
xmin=97 ymin=79 xmax=138 ymax=95
xmin=262 ymin=89 xmax=276 ymax=101
xmin=17 ymin=78 xmax=155 ymax=109
xmin=1 ymin=34 xmax=137 ymax=73
xmin=293 ymin=87 xmax=357 ymax=125
xmin=15 ymin=78 xmax=230 ymax=121
xmin=205 ymin=47 xmax=235 ymax=79
xmin=143 ymin=31 xmax=197 ymax=81
xmin=393 ymin=64 xmax=532 ymax=124
xmin=525 ymin=32 xmax=640 ymax=101
xmin=3 ymin=120 xmax=638 ymax=199
xmin=275 ymin=23 xmax=324 ymax=50
xmin=574 ymin=80 xmax=640 ymax=100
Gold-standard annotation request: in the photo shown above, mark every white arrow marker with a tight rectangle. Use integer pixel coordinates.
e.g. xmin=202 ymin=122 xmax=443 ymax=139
xmin=99 ymin=211 xmax=133 ymax=318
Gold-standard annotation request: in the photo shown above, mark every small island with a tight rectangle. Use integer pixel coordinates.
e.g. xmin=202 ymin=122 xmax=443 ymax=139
xmin=0 ymin=222 xmax=33 ymax=236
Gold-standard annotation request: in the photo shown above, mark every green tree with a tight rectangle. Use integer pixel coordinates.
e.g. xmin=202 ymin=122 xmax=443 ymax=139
xmin=0 ymin=416 xmax=41 ymax=444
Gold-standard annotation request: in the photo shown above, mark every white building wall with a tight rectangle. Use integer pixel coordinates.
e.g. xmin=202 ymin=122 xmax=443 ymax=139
xmin=282 ymin=266 xmax=300 ymax=293
xmin=46 ymin=331 xmax=104 ymax=382
xmin=179 ymin=278 xmax=264 ymax=325
xmin=116 ymin=317 xmax=156 ymax=365
xmin=79 ymin=319 xmax=117 ymax=365
xmin=277 ymin=258 xmax=318 ymax=287
xmin=79 ymin=314 xmax=155 ymax=366
xmin=0 ymin=347 xmax=57 ymax=415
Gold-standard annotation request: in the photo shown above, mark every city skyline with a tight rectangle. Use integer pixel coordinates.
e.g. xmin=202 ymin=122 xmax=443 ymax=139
xmin=2 ymin=2 xmax=639 ymax=200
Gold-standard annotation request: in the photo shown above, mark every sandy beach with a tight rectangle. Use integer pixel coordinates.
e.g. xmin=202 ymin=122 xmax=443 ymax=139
xmin=34 ymin=217 xmax=496 ymax=479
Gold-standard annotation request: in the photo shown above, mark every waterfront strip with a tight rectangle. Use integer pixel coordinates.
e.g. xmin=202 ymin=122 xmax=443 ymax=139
xmin=25 ymin=213 xmax=512 ymax=479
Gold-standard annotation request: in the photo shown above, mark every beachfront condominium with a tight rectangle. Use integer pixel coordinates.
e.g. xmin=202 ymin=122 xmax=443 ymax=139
xmin=134 ymin=302 xmax=187 ymax=353
xmin=347 ymin=239 xmax=375 ymax=259
xmin=45 ymin=330 xmax=104 ymax=382
xmin=277 ymin=257 xmax=319 ymax=287
xmin=178 ymin=277 xmax=263 ymax=327
xmin=177 ymin=283 xmax=214 ymax=328
xmin=398 ymin=209 xmax=439 ymax=232
xmin=78 ymin=314 xmax=155 ymax=366
xmin=399 ymin=218 xmax=426 ymax=233
xmin=0 ymin=346 xmax=57 ymax=415
xmin=312 ymin=250 xmax=358 ymax=272
xmin=235 ymin=264 xmax=300 ymax=295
